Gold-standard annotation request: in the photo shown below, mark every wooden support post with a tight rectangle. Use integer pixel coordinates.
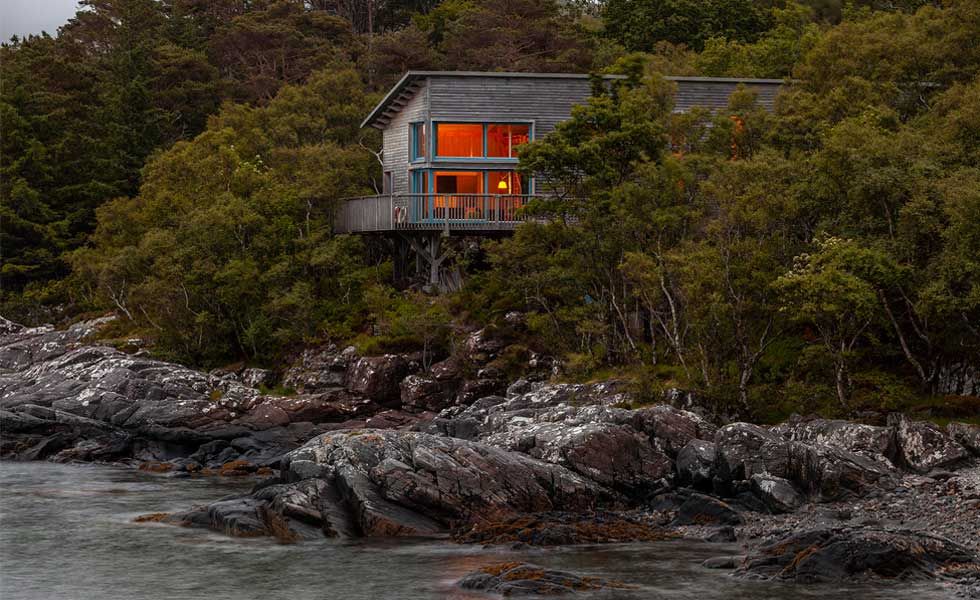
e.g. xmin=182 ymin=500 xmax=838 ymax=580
xmin=403 ymin=233 xmax=447 ymax=290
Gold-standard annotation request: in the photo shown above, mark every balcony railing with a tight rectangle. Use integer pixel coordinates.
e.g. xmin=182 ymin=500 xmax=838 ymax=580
xmin=335 ymin=193 xmax=539 ymax=234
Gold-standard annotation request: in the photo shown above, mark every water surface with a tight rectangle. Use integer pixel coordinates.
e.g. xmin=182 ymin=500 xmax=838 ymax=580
xmin=0 ymin=462 xmax=952 ymax=599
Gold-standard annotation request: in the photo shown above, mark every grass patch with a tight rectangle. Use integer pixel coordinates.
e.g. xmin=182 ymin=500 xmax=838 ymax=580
xmin=258 ymin=384 xmax=296 ymax=397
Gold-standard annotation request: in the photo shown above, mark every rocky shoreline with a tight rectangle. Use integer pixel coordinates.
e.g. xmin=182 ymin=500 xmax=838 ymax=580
xmin=2 ymin=317 xmax=979 ymax=596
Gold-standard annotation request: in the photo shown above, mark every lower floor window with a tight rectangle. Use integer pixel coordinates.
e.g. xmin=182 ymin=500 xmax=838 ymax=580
xmin=407 ymin=169 xmax=529 ymax=221
xmin=410 ymin=169 xmax=528 ymax=195
xmin=435 ymin=171 xmax=482 ymax=194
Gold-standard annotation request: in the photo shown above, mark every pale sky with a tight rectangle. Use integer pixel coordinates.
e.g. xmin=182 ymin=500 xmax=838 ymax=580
xmin=0 ymin=0 xmax=81 ymax=41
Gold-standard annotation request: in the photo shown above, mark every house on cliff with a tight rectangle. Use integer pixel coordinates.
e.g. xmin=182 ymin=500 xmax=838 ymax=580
xmin=335 ymin=71 xmax=784 ymax=285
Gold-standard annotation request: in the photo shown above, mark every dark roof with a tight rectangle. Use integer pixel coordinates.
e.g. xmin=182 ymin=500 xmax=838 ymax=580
xmin=362 ymin=71 xmax=786 ymax=129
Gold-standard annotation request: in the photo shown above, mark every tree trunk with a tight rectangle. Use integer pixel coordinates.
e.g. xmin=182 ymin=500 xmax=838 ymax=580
xmin=835 ymin=361 xmax=849 ymax=411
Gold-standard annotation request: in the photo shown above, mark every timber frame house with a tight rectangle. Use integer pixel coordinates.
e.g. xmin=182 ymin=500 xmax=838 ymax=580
xmin=335 ymin=71 xmax=784 ymax=287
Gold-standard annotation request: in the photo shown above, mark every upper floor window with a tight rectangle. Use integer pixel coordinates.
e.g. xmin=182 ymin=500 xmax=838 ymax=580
xmin=487 ymin=124 xmax=530 ymax=158
xmin=434 ymin=122 xmax=531 ymax=159
xmin=435 ymin=123 xmax=483 ymax=157
xmin=411 ymin=122 xmax=427 ymax=161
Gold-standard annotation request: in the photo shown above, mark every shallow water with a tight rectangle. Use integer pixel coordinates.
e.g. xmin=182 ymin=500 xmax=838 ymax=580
xmin=0 ymin=462 xmax=953 ymax=600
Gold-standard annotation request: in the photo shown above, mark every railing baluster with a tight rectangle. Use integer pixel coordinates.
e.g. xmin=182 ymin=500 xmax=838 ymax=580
xmin=334 ymin=192 xmax=547 ymax=233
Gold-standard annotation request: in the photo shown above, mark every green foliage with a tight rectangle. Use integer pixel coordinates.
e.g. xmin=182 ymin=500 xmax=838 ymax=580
xmin=475 ymin=1 xmax=980 ymax=417
xmin=360 ymin=285 xmax=452 ymax=367
xmin=5 ymin=0 xmax=980 ymax=421
xmin=697 ymin=3 xmax=824 ymax=78
xmin=66 ymin=67 xmax=382 ymax=365
xmin=602 ymin=0 xmax=774 ymax=53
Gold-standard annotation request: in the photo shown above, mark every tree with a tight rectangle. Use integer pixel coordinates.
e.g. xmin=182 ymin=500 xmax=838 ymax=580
xmin=438 ymin=0 xmax=594 ymax=72
xmin=602 ymin=0 xmax=773 ymax=53
xmin=68 ymin=67 xmax=382 ymax=364
xmin=774 ymin=237 xmax=896 ymax=409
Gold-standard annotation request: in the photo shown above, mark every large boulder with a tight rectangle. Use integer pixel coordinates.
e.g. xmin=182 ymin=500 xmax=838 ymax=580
xmin=948 ymin=422 xmax=980 ymax=456
xmin=422 ymin=383 xmax=714 ymax=499
xmin=888 ymin=414 xmax=970 ymax=473
xmin=421 ymin=382 xmax=630 ymax=442
xmin=261 ymin=389 xmax=380 ymax=424
xmin=167 ymin=429 xmax=615 ymax=540
xmin=280 ymin=345 xmax=355 ymax=393
xmin=675 ymin=439 xmax=717 ymax=491
xmin=749 ymin=473 xmax=804 ymax=514
xmin=714 ymin=423 xmax=781 ymax=482
xmin=671 ymin=492 xmax=743 ymax=526
xmin=775 ymin=417 xmax=892 ymax=459
xmin=630 ymin=405 xmax=717 ymax=456
xmin=399 ymin=374 xmax=453 ymax=412
xmin=714 ymin=422 xmax=897 ymax=501
xmin=0 ymin=319 xmax=392 ymax=466
xmin=346 ymin=355 xmax=411 ymax=405
xmin=483 ymin=421 xmax=672 ymax=497
xmin=734 ymin=528 xmax=979 ymax=583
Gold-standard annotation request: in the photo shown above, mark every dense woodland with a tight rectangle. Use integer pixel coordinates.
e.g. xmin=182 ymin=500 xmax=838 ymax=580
xmin=2 ymin=0 xmax=979 ymax=420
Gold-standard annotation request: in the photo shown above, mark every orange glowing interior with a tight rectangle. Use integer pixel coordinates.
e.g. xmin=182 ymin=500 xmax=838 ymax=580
xmin=488 ymin=171 xmax=524 ymax=194
xmin=436 ymin=124 xmax=483 ymax=157
xmin=487 ymin=124 xmax=530 ymax=158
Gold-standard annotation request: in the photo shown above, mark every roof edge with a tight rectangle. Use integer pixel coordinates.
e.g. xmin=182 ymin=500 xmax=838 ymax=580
xmin=362 ymin=71 xmax=789 ymax=129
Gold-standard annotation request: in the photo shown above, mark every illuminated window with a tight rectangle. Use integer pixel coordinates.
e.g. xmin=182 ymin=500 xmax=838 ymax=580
xmin=411 ymin=122 xmax=427 ymax=161
xmin=436 ymin=123 xmax=483 ymax=158
xmin=435 ymin=124 xmax=483 ymax=157
xmin=435 ymin=171 xmax=482 ymax=194
xmin=487 ymin=124 xmax=530 ymax=158
xmin=488 ymin=171 xmax=526 ymax=195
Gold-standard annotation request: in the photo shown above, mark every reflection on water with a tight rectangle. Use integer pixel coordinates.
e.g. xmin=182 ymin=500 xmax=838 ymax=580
xmin=0 ymin=462 xmax=951 ymax=600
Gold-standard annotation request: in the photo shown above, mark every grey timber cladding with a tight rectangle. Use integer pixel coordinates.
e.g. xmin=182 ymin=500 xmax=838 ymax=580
xmin=670 ymin=78 xmax=781 ymax=112
xmin=427 ymin=75 xmax=595 ymax=140
xmin=382 ymin=82 xmax=427 ymax=198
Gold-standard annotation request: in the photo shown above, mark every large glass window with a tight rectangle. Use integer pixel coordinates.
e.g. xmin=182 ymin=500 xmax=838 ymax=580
xmin=487 ymin=124 xmax=530 ymax=158
xmin=435 ymin=171 xmax=482 ymax=194
xmin=435 ymin=124 xmax=483 ymax=157
xmin=411 ymin=122 xmax=427 ymax=161
xmin=488 ymin=171 xmax=526 ymax=195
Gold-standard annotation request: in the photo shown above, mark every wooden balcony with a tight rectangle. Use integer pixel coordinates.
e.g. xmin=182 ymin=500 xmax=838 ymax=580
xmin=335 ymin=193 xmax=540 ymax=234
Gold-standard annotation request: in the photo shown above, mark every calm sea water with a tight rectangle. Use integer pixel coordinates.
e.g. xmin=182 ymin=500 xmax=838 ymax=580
xmin=0 ymin=462 xmax=953 ymax=600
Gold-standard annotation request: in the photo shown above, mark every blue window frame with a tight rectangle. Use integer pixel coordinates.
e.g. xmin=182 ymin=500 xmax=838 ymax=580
xmin=432 ymin=122 xmax=532 ymax=160
xmin=407 ymin=168 xmax=533 ymax=223
xmin=410 ymin=122 xmax=427 ymax=161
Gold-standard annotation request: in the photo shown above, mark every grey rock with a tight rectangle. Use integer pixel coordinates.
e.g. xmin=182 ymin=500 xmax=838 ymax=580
xmin=240 ymin=368 xmax=275 ymax=389
xmin=749 ymin=473 xmax=804 ymax=514
xmin=483 ymin=421 xmax=672 ymax=497
xmin=714 ymin=423 xmax=780 ymax=482
xmin=675 ymin=440 xmax=717 ymax=490
xmin=715 ymin=422 xmax=897 ymax=501
xmin=399 ymin=374 xmax=452 ymax=412
xmin=948 ymin=422 xmax=980 ymax=456
xmin=0 ymin=319 xmax=400 ymax=464
xmin=734 ymin=528 xmax=979 ymax=583
xmin=455 ymin=378 xmax=506 ymax=405
xmin=775 ymin=417 xmax=892 ymax=459
xmin=630 ymin=405 xmax=717 ymax=456
xmin=173 ymin=428 xmax=615 ymax=540
xmin=346 ymin=355 xmax=411 ymax=404
xmin=458 ymin=562 xmax=631 ymax=596
xmin=705 ymin=526 xmax=737 ymax=542
xmin=672 ymin=492 xmax=743 ymax=526
xmin=888 ymin=414 xmax=969 ymax=473
xmin=281 ymin=346 xmax=352 ymax=393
